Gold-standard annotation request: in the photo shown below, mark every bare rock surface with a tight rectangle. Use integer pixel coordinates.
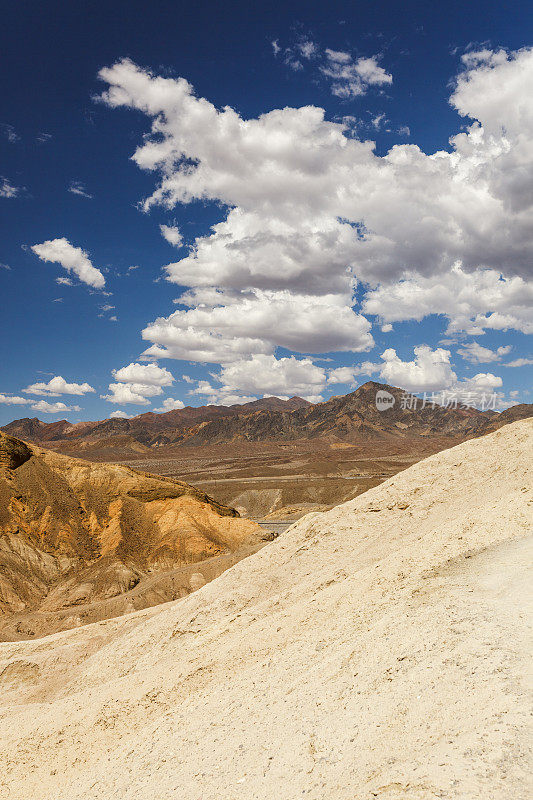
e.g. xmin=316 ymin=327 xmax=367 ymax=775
xmin=0 ymin=420 xmax=531 ymax=799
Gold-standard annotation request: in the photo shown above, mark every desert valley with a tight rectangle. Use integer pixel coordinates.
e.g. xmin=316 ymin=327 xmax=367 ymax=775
xmin=2 ymin=3 xmax=533 ymax=797
xmin=0 ymin=402 xmax=531 ymax=799
xmin=0 ymin=381 xmax=531 ymax=644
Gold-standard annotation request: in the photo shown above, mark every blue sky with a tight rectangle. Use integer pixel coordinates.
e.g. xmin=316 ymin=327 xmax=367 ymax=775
xmin=0 ymin=0 xmax=532 ymax=424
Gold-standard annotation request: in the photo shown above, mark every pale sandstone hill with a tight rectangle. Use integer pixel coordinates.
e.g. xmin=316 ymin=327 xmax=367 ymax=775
xmin=0 ymin=431 xmax=262 ymax=638
xmin=0 ymin=420 xmax=531 ymax=800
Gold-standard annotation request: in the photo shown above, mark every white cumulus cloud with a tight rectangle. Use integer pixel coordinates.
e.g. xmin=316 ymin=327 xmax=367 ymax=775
xmin=379 ymin=345 xmax=457 ymax=393
xmin=0 ymin=394 xmax=32 ymax=406
xmin=30 ymin=400 xmax=81 ymax=414
xmin=24 ymin=376 xmax=95 ymax=396
xmin=457 ymin=342 xmax=511 ymax=364
xmin=31 ymin=238 xmax=105 ymax=289
xmin=97 ymin=49 xmax=533 ymax=387
xmin=112 ymin=362 xmax=174 ymax=386
xmin=160 ymin=224 xmax=183 ymax=247
xmin=321 ymin=50 xmax=392 ymax=98
xmin=153 ymin=397 xmax=186 ymax=412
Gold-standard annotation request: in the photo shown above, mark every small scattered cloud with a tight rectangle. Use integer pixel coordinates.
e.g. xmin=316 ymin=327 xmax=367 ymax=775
xmin=68 ymin=180 xmax=93 ymax=199
xmin=274 ymin=38 xmax=392 ymax=97
xmin=503 ymin=357 xmax=533 ymax=367
xmin=371 ymin=113 xmax=387 ymax=130
xmin=30 ymin=237 xmax=105 ymax=289
xmin=160 ymin=224 xmax=183 ymax=247
xmin=109 ymin=409 xmax=133 ymax=418
xmin=36 ymin=132 xmax=52 ymax=143
xmin=0 ymin=177 xmax=21 ymax=198
xmin=321 ymin=50 xmax=392 ymax=98
xmin=397 ymin=125 xmax=411 ymax=137
xmin=56 ymin=276 xmax=74 ymax=286
xmin=297 ymin=39 xmax=319 ymax=60
xmin=1 ymin=124 xmax=19 ymax=143
xmin=98 ymin=303 xmax=115 ymax=317
xmin=127 ymin=264 xmax=140 ymax=273
xmin=0 ymin=263 xmax=12 ymax=271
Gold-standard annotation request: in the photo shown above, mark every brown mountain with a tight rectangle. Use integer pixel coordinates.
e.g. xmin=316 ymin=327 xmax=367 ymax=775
xmin=0 ymin=431 xmax=264 ymax=640
xmin=3 ymin=382 xmax=532 ymax=452
xmin=2 ymin=395 xmax=311 ymax=449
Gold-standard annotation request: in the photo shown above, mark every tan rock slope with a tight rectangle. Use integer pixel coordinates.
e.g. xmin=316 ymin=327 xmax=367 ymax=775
xmin=0 ymin=420 xmax=531 ymax=800
xmin=0 ymin=431 xmax=262 ymax=638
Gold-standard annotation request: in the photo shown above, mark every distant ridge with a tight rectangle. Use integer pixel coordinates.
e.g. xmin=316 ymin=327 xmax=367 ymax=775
xmin=2 ymin=382 xmax=532 ymax=452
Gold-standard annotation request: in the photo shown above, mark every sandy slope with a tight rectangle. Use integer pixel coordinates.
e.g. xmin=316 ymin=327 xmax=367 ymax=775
xmin=0 ymin=420 xmax=531 ymax=800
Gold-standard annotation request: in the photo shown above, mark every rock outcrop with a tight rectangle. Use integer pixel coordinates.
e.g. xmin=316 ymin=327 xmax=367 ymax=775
xmin=0 ymin=432 xmax=262 ymax=636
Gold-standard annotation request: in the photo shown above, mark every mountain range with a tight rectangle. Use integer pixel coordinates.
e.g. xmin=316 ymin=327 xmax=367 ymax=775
xmin=4 ymin=382 xmax=532 ymax=454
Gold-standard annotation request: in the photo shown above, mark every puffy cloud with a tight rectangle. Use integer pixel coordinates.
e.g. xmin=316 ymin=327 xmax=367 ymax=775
xmin=99 ymin=50 xmax=533 ymax=292
xmin=109 ymin=410 xmax=133 ymax=418
xmin=112 ymin=362 xmax=174 ymax=386
xmin=362 ymin=264 xmax=533 ymax=335
xmin=24 ymin=376 xmax=95 ymax=396
xmin=102 ymin=362 xmax=174 ymax=405
xmin=98 ymin=51 xmax=533 ymax=288
xmin=160 ymin=224 xmax=183 ymax=247
xmin=98 ymin=50 xmax=533 ymax=376
xmin=216 ymin=354 xmax=327 ymax=401
xmin=68 ymin=181 xmax=93 ymax=199
xmin=457 ymin=342 xmax=511 ymax=364
xmin=0 ymin=394 xmax=32 ymax=405
xmin=101 ymin=382 xmax=163 ymax=405
xmin=153 ymin=397 xmax=185 ymax=412
xmin=375 ymin=345 xmax=511 ymax=408
xmin=0 ymin=177 xmax=20 ymax=198
xmin=504 ymin=357 xmax=533 ymax=367
xmin=31 ymin=238 xmax=105 ymax=289
xmin=379 ymin=346 xmax=457 ymax=393
xmin=188 ymin=380 xmax=259 ymax=406
xmin=327 ymin=361 xmax=381 ymax=385
xmin=142 ymin=289 xmax=373 ymax=363
xmin=30 ymin=400 xmax=81 ymax=414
